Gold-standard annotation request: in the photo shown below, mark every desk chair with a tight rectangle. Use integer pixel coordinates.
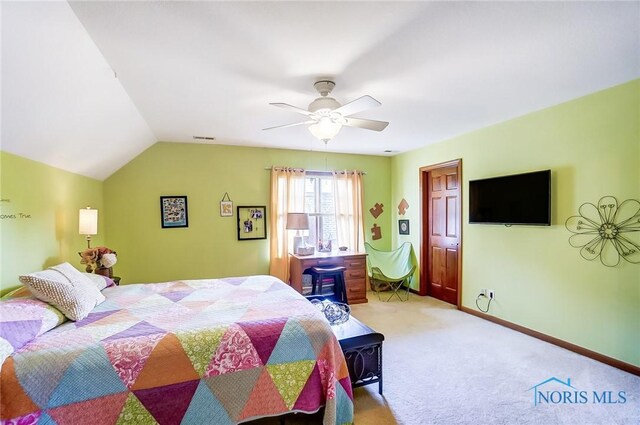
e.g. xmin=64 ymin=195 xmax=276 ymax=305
xmin=307 ymin=266 xmax=348 ymax=304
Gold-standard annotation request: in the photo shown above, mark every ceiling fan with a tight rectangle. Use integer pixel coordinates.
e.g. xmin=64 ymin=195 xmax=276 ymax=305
xmin=264 ymin=80 xmax=389 ymax=143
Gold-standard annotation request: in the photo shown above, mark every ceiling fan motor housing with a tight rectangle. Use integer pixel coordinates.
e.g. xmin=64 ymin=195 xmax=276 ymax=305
xmin=313 ymin=80 xmax=335 ymax=96
xmin=308 ymin=96 xmax=341 ymax=113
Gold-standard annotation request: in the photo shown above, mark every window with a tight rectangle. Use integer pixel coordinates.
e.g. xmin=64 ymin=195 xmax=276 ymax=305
xmin=269 ymin=167 xmax=364 ymax=282
xmin=304 ymin=173 xmax=337 ymax=249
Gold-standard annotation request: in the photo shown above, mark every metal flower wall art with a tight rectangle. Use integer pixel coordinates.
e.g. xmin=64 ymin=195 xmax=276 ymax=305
xmin=565 ymin=196 xmax=640 ymax=267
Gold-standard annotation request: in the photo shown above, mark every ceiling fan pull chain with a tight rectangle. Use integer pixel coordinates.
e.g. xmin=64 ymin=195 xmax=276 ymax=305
xmin=324 ymin=141 xmax=329 ymax=171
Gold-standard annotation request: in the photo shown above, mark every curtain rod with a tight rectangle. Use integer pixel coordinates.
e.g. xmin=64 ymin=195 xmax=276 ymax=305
xmin=264 ymin=166 xmax=366 ymax=175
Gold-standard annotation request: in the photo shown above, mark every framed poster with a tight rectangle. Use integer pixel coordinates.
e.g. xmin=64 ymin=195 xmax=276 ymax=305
xmin=160 ymin=196 xmax=188 ymax=228
xmin=237 ymin=206 xmax=267 ymax=240
xmin=399 ymin=219 xmax=410 ymax=235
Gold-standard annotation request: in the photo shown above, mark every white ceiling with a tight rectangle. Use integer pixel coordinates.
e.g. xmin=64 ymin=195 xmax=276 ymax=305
xmin=1 ymin=1 xmax=156 ymax=180
xmin=2 ymin=1 xmax=639 ymax=180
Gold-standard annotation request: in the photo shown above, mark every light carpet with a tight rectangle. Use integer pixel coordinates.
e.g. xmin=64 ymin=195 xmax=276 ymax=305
xmin=253 ymin=292 xmax=639 ymax=424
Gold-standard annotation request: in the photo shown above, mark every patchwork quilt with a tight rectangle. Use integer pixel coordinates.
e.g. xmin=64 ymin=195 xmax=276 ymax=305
xmin=0 ymin=276 xmax=354 ymax=424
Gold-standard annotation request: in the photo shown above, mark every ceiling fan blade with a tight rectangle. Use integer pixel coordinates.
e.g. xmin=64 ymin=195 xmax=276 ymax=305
xmin=269 ymin=103 xmax=314 ymax=117
xmin=343 ymin=117 xmax=389 ymax=132
xmin=333 ymin=95 xmax=381 ymax=117
xmin=263 ymin=120 xmax=314 ymax=131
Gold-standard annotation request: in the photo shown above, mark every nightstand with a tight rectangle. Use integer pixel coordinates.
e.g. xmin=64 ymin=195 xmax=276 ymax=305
xmin=112 ymin=276 xmax=121 ymax=286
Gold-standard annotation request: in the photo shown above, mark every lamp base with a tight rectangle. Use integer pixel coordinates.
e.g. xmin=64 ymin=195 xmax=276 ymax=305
xmin=292 ymin=235 xmax=303 ymax=254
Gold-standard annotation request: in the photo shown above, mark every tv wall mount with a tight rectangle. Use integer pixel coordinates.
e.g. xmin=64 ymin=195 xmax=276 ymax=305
xmin=565 ymin=196 xmax=640 ymax=267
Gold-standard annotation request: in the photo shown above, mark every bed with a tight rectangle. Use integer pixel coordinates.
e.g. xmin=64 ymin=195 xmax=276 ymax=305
xmin=0 ymin=275 xmax=354 ymax=425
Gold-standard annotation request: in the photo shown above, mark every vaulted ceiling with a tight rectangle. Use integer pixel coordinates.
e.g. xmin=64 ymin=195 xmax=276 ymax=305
xmin=2 ymin=1 xmax=639 ymax=180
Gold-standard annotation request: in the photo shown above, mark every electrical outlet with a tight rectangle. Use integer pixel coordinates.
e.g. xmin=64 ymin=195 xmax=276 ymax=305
xmin=480 ymin=288 xmax=486 ymax=297
xmin=487 ymin=290 xmax=495 ymax=300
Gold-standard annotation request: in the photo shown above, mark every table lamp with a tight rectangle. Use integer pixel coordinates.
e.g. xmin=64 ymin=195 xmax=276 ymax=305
xmin=286 ymin=212 xmax=309 ymax=254
xmin=79 ymin=206 xmax=98 ymax=248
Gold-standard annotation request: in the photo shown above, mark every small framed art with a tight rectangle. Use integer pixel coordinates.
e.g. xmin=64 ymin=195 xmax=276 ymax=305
xmin=237 ymin=206 xmax=267 ymax=240
xmin=220 ymin=201 xmax=233 ymax=217
xmin=160 ymin=196 xmax=188 ymax=228
xmin=220 ymin=192 xmax=233 ymax=217
xmin=399 ymin=219 xmax=410 ymax=235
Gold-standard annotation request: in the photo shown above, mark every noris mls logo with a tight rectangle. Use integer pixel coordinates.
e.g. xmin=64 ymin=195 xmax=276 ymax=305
xmin=527 ymin=377 xmax=627 ymax=406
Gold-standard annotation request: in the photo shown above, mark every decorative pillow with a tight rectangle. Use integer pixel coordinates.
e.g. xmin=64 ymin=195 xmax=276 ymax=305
xmin=48 ymin=262 xmax=106 ymax=306
xmin=1 ymin=286 xmax=31 ymax=300
xmin=50 ymin=263 xmax=98 ymax=288
xmin=82 ymin=273 xmax=116 ymax=291
xmin=19 ymin=263 xmax=105 ymax=321
xmin=0 ymin=297 xmax=67 ymax=368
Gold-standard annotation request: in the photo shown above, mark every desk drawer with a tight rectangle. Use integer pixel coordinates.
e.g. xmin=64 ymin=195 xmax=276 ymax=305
xmin=347 ymin=278 xmax=366 ymax=295
xmin=344 ymin=258 xmax=366 ymax=269
xmin=318 ymin=258 xmax=344 ymax=267
xmin=345 ymin=268 xmax=366 ymax=279
xmin=300 ymin=258 xmax=345 ymax=271
xmin=300 ymin=259 xmax=318 ymax=269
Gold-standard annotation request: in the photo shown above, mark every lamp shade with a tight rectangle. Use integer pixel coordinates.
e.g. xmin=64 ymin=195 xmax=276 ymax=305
xmin=308 ymin=117 xmax=342 ymax=142
xmin=286 ymin=213 xmax=309 ymax=230
xmin=79 ymin=207 xmax=98 ymax=235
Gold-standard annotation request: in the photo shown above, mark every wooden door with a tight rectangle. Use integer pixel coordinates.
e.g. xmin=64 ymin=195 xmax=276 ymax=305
xmin=422 ymin=162 xmax=461 ymax=306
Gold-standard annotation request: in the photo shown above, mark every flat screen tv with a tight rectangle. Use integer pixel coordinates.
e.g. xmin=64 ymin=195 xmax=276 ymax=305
xmin=469 ymin=170 xmax=551 ymax=226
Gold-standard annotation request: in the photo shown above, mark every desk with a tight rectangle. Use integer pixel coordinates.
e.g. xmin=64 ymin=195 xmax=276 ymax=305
xmin=289 ymin=251 xmax=368 ymax=304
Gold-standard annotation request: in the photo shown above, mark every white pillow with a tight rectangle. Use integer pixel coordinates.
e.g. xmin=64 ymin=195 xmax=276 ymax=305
xmin=19 ymin=263 xmax=105 ymax=321
xmin=49 ymin=262 xmax=93 ymax=285
xmin=82 ymin=272 xmax=113 ymax=291
xmin=49 ymin=263 xmax=105 ymax=305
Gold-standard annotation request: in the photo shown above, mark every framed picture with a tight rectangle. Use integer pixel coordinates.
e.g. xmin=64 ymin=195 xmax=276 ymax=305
xmin=160 ymin=196 xmax=188 ymax=228
xmin=399 ymin=219 xmax=410 ymax=235
xmin=220 ymin=192 xmax=233 ymax=217
xmin=220 ymin=201 xmax=233 ymax=217
xmin=237 ymin=206 xmax=267 ymax=240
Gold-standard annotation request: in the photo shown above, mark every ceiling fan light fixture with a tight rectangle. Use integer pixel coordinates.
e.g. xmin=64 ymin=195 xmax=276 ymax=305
xmin=308 ymin=117 xmax=342 ymax=143
xmin=329 ymin=112 xmax=347 ymax=125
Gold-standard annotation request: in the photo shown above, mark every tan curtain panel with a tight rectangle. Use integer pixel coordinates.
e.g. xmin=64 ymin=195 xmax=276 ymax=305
xmin=269 ymin=168 xmax=306 ymax=282
xmin=332 ymin=170 xmax=365 ymax=253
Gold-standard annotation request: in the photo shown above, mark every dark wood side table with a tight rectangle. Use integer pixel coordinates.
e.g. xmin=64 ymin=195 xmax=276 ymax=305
xmin=332 ymin=316 xmax=384 ymax=394
xmin=112 ymin=276 xmax=121 ymax=286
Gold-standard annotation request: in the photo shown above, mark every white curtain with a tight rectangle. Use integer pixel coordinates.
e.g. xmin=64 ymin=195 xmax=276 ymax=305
xmin=269 ymin=168 xmax=306 ymax=282
xmin=332 ymin=170 xmax=365 ymax=252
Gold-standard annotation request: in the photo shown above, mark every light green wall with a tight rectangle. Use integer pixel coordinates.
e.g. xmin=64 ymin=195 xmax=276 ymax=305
xmin=103 ymin=143 xmax=391 ymax=284
xmin=0 ymin=151 xmax=104 ymax=292
xmin=3 ymin=80 xmax=636 ymax=367
xmin=391 ymin=79 xmax=640 ymax=366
